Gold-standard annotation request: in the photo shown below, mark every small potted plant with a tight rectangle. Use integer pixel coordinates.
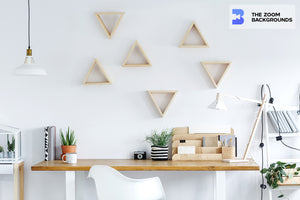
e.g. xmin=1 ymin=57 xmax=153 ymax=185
xmin=146 ymin=129 xmax=173 ymax=161
xmin=0 ymin=146 xmax=4 ymax=158
xmin=261 ymin=161 xmax=300 ymax=198
xmin=60 ymin=127 xmax=77 ymax=159
xmin=7 ymin=136 xmax=15 ymax=158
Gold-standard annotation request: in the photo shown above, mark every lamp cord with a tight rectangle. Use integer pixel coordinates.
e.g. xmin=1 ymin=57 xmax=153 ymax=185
xmin=298 ymin=92 xmax=300 ymax=115
xmin=260 ymin=109 xmax=265 ymax=200
xmin=259 ymin=85 xmax=267 ymax=200
xmin=27 ymin=0 xmax=31 ymax=49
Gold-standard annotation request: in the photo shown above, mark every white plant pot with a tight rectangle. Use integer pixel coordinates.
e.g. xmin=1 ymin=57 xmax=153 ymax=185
xmin=0 ymin=152 xmax=4 ymax=159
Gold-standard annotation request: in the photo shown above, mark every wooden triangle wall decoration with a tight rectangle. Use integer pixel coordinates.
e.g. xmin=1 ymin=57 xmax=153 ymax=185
xmin=148 ymin=90 xmax=178 ymax=117
xmin=179 ymin=22 xmax=209 ymax=48
xmin=201 ymin=62 xmax=231 ymax=88
xmin=122 ymin=40 xmax=152 ymax=67
xmin=83 ymin=59 xmax=112 ymax=85
xmin=95 ymin=12 xmax=124 ymax=39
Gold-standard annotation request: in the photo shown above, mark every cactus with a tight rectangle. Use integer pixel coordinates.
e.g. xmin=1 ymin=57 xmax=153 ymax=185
xmin=0 ymin=146 xmax=3 ymax=152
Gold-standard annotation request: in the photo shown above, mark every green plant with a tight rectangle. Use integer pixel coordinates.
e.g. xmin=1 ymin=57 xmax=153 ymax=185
xmin=0 ymin=146 xmax=3 ymax=153
xmin=261 ymin=161 xmax=300 ymax=198
xmin=7 ymin=136 xmax=15 ymax=152
xmin=146 ymin=129 xmax=173 ymax=146
xmin=60 ymin=127 xmax=77 ymax=146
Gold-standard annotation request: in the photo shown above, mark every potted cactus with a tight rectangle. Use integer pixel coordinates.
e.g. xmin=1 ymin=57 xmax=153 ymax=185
xmin=0 ymin=146 xmax=4 ymax=158
xmin=146 ymin=129 xmax=173 ymax=161
xmin=60 ymin=127 xmax=77 ymax=159
xmin=7 ymin=136 xmax=15 ymax=158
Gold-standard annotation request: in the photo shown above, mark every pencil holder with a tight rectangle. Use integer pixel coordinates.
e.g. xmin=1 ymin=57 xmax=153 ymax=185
xmin=222 ymin=147 xmax=235 ymax=159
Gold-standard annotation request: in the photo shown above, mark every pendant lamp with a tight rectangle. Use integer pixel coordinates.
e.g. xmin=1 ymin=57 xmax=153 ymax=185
xmin=15 ymin=0 xmax=47 ymax=76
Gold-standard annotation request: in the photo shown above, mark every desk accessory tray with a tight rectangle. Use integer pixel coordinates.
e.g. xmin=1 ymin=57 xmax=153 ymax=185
xmin=172 ymin=127 xmax=235 ymax=161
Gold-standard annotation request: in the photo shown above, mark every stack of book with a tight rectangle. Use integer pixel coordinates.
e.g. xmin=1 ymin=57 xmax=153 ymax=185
xmin=267 ymin=111 xmax=299 ymax=133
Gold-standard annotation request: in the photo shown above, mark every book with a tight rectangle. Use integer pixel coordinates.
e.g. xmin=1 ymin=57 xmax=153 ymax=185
xmin=283 ymin=111 xmax=297 ymax=132
xmin=219 ymin=135 xmax=235 ymax=147
xmin=267 ymin=111 xmax=279 ymax=132
xmin=268 ymin=110 xmax=300 ymax=133
xmin=270 ymin=111 xmax=283 ymax=132
xmin=269 ymin=111 xmax=288 ymax=133
xmin=44 ymin=127 xmax=49 ymax=161
xmin=278 ymin=111 xmax=292 ymax=133
xmin=44 ymin=126 xmax=56 ymax=161
xmin=287 ymin=111 xmax=299 ymax=132
xmin=235 ymin=137 xmax=237 ymax=157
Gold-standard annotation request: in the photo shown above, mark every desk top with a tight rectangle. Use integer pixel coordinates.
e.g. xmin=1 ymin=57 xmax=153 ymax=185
xmin=31 ymin=159 xmax=260 ymax=171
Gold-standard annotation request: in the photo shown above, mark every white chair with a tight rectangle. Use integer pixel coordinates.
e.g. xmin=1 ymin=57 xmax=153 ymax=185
xmin=88 ymin=165 xmax=166 ymax=200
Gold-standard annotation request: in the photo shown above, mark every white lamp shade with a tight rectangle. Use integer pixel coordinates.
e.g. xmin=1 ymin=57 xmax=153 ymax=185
xmin=15 ymin=56 xmax=47 ymax=76
xmin=208 ymin=93 xmax=227 ymax=110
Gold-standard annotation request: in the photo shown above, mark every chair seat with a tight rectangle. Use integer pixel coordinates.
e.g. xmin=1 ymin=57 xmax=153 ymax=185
xmin=88 ymin=165 xmax=166 ymax=200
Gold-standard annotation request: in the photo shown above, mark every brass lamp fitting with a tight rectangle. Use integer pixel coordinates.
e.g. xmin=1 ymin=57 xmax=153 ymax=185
xmin=26 ymin=49 xmax=32 ymax=56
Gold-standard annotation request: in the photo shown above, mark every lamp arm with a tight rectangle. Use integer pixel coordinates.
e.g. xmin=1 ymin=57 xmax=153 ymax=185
xmin=220 ymin=93 xmax=261 ymax=104
xmin=242 ymin=95 xmax=267 ymax=160
xmin=220 ymin=93 xmax=297 ymax=109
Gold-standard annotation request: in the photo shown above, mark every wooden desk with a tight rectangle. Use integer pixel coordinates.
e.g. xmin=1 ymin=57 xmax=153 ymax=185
xmin=31 ymin=159 xmax=259 ymax=200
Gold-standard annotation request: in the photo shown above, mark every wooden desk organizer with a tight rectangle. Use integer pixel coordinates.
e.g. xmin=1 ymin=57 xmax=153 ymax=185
xmin=172 ymin=127 xmax=235 ymax=161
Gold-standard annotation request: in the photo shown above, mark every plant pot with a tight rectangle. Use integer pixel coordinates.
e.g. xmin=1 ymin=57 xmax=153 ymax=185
xmin=61 ymin=145 xmax=77 ymax=161
xmin=7 ymin=151 xmax=15 ymax=158
xmin=0 ymin=152 xmax=4 ymax=159
xmin=151 ymin=145 xmax=168 ymax=161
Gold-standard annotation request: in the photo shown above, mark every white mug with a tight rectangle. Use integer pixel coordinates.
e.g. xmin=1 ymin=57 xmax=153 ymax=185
xmin=62 ymin=153 xmax=77 ymax=164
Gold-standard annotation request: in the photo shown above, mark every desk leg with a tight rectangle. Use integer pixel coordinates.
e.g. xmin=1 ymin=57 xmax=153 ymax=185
xmin=19 ymin=163 xmax=24 ymax=200
xmin=65 ymin=171 xmax=76 ymax=200
xmin=214 ymin=171 xmax=226 ymax=200
xmin=14 ymin=161 xmax=24 ymax=200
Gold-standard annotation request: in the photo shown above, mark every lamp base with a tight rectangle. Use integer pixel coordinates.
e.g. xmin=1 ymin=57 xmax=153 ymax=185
xmin=222 ymin=158 xmax=249 ymax=163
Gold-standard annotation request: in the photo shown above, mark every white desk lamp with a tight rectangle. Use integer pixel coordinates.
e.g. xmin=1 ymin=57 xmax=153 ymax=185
xmin=210 ymin=93 xmax=267 ymax=163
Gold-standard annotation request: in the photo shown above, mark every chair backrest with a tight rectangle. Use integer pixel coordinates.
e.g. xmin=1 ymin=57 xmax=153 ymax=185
xmin=88 ymin=165 xmax=166 ymax=200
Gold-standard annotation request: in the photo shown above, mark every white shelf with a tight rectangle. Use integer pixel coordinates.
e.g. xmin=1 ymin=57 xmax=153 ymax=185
xmin=270 ymin=159 xmax=300 ymax=163
xmin=272 ymin=185 xmax=300 ymax=190
xmin=268 ymin=133 xmax=300 ymax=138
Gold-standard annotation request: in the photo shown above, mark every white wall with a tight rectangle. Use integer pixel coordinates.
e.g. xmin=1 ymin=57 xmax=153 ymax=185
xmin=0 ymin=0 xmax=300 ymax=199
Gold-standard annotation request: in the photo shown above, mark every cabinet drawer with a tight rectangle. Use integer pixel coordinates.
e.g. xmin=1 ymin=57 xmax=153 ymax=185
xmin=0 ymin=164 xmax=13 ymax=174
